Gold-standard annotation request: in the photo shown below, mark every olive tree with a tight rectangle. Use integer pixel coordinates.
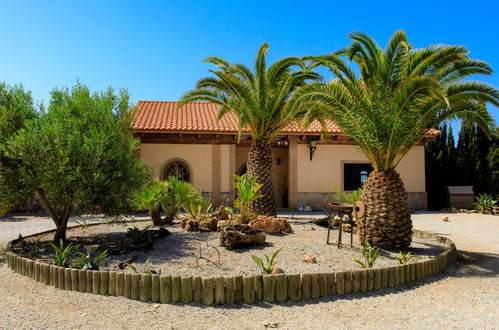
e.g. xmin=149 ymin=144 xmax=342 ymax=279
xmin=0 ymin=83 xmax=38 ymax=215
xmin=6 ymin=83 xmax=148 ymax=240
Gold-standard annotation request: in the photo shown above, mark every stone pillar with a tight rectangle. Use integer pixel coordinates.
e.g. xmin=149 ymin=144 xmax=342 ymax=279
xmin=288 ymin=136 xmax=298 ymax=210
xmin=229 ymin=144 xmax=236 ymax=203
xmin=212 ymin=145 xmax=221 ymax=206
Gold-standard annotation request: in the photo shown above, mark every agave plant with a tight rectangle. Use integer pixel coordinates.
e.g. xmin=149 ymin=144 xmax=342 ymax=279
xmin=472 ymin=193 xmax=497 ymax=214
xmin=50 ymin=239 xmax=81 ymax=267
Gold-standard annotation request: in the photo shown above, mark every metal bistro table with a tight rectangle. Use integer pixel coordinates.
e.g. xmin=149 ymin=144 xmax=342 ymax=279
xmin=326 ymin=202 xmax=354 ymax=248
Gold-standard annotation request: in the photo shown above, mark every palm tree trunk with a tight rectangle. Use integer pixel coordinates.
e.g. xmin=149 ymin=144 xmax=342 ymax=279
xmin=247 ymin=140 xmax=276 ymax=216
xmin=150 ymin=208 xmax=164 ymax=226
xmin=361 ymin=170 xmax=412 ymax=250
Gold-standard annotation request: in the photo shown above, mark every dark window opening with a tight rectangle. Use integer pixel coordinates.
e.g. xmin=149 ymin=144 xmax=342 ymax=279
xmin=344 ymin=163 xmax=373 ymax=190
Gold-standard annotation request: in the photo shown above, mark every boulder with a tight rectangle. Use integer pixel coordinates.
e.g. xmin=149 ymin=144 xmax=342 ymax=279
xmin=248 ymin=216 xmax=293 ymax=234
xmin=181 ymin=217 xmax=218 ymax=232
xmin=219 ymin=224 xmax=266 ymax=250
xmin=212 ymin=205 xmax=230 ymax=221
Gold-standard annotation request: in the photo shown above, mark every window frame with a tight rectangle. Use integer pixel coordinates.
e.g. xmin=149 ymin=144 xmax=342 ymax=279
xmin=341 ymin=160 xmax=373 ymax=192
xmin=162 ymin=158 xmax=192 ymax=183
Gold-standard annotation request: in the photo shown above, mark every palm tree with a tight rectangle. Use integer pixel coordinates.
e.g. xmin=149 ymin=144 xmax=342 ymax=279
xmin=298 ymin=31 xmax=498 ymax=250
xmin=178 ymin=43 xmax=320 ymax=215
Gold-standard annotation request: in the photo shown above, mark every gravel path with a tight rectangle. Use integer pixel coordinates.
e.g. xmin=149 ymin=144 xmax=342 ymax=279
xmin=0 ymin=212 xmax=497 ymax=329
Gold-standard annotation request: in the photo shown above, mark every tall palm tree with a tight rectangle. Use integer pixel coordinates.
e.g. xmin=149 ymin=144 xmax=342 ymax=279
xmin=178 ymin=43 xmax=320 ymax=216
xmin=298 ymin=31 xmax=498 ymax=250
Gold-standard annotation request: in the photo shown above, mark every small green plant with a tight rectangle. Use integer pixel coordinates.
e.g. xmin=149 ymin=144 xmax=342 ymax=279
xmin=124 ymin=257 xmax=153 ymax=274
xmin=74 ymin=250 xmax=109 ymax=269
xmin=397 ymin=251 xmax=418 ymax=264
xmin=181 ymin=199 xmax=212 ymax=219
xmin=353 ymin=241 xmax=381 ymax=268
xmin=331 ymin=185 xmax=362 ymax=205
xmin=233 ymin=173 xmax=263 ymax=224
xmin=126 ymin=226 xmax=150 ymax=244
xmin=75 ymin=219 xmax=90 ymax=228
xmin=29 ymin=237 xmax=43 ymax=258
xmin=251 ymin=248 xmax=282 ymax=274
xmin=472 ymin=193 xmax=497 ymax=214
xmin=17 ymin=234 xmax=26 ymax=249
xmin=50 ymin=239 xmax=81 ymax=267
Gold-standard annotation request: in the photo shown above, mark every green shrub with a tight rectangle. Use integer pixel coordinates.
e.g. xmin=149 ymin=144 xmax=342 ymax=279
xmin=50 ymin=239 xmax=80 ymax=267
xmin=471 ymin=193 xmax=497 ymax=214
xmin=233 ymin=173 xmax=263 ymax=224
xmin=353 ymin=241 xmax=380 ymax=268
xmin=331 ymin=185 xmax=362 ymax=205
xmin=251 ymin=248 xmax=282 ymax=274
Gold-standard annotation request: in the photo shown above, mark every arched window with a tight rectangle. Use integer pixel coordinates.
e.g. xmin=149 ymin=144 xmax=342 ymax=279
xmin=163 ymin=160 xmax=190 ymax=182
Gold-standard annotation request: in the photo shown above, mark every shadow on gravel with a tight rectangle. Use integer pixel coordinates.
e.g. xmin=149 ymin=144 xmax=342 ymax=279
xmin=452 ymin=251 xmax=499 ymax=277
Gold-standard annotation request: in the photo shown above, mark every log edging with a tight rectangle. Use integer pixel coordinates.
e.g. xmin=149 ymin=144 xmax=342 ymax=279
xmin=5 ymin=228 xmax=457 ymax=306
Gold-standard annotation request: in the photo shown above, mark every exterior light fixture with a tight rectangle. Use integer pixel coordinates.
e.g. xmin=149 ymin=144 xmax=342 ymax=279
xmin=309 ymin=139 xmax=317 ymax=161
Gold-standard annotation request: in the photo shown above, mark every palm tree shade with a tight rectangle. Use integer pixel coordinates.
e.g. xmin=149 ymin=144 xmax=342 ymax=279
xmin=179 ymin=43 xmax=321 ymax=215
xmin=299 ymin=30 xmax=498 ymax=249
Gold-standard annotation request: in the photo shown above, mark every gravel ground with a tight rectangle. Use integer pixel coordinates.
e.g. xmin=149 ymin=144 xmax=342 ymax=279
xmin=0 ymin=212 xmax=497 ymax=329
xmin=20 ymin=219 xmax=445 ymax=276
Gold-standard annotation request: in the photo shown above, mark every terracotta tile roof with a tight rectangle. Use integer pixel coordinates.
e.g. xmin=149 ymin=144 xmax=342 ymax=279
xmin=131 ymin=101 xmax=342 ymax=135
xmin=131 ymin=101 xmax=440 ymax=137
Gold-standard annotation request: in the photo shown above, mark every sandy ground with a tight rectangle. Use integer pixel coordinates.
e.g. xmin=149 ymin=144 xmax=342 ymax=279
xmin=0 ymin=212 xmax=497 ymax=329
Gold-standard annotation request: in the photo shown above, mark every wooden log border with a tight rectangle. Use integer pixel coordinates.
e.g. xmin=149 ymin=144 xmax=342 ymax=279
xmin=4 ymin=228 xmax=457 ymax=306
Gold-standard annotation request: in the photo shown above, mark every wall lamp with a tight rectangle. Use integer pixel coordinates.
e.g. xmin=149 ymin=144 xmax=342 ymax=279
xmin=309 ymin=139 xmax=317 ymax=161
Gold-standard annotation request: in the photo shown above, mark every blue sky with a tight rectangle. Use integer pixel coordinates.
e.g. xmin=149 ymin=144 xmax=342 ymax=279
xmin=0 ymin=0 xmax=498 ymax=123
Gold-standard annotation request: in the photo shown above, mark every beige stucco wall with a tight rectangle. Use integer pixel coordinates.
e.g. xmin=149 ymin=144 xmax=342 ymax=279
xmin=140 ymin=143 xmax=213 ymax=192
xmin=296 ymin=144 xmax=425 ymax=193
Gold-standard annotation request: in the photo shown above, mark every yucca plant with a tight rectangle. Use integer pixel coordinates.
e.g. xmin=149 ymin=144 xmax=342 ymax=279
xmin=353 ymin=241 xmax=381 ymax=268
xmin=251 ymin=248 xmax=282 ymax=274
xmin=233 ymin=173 xmax=263 ymax=224
xmin=397 ymin=251 xmax=418 ymax=264
xmin=179 ymin=43 xmax=321 ymax=216
xmin=472 ymin=193 xmax=497 ymax=214
xmin=50 ymin=239 xmax=81 ymax=267
xmin=181 ymin=199 xmax=212 ymax=219
xmin=299 ymin=30 xmax=498 ymax=249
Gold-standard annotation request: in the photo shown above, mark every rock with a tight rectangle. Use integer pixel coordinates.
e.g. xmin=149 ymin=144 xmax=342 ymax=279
xmin=303 ymin=255 xmax=317 ymax=263
xmin=341 ymin=222 xmax=356 ymax=233
xmin=272 ymin=267 xmax=285 ymax=274
xmin=442 ymin=216 xmax=449 ymax=222
xmin=181 ymin=217 xmax=218 ymax=232
xmin=450 ymin=207 xmax=458 ymax=213
xmin=219 ymin=224 xmax=266 ymax=250
xmin=248 ymin=216 xmax=293 ymax=234
xmin=315 ymin=218 xmax=329 ymax=228
xmin=212 ymin=205 xmax=230 ymax=221
xmin=157 ymin=227 xmax=171 ymax=237
xmin=199 ymin=217 xmax=218 ymax=232
xmin=217 ymin=220 xmax=234 ymax=232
